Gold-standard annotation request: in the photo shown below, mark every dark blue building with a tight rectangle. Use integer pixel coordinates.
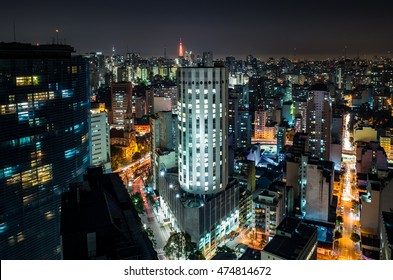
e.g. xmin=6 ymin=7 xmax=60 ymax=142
xmin=0 ymin=43 xmax=90 ymax=259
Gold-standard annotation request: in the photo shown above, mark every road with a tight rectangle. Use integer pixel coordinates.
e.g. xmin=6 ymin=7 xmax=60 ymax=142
xmin=334 ymin=112 xmax=362 ymax=260
xmin=130 ymin=176 xmax=173 ymax=260
xmin=115 ymin=154 xmax=174 ymax=259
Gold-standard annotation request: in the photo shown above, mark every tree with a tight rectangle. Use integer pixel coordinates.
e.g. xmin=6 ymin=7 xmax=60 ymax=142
xmin=163 ymin=232 xmax=192 ymax=260
xmin=350 ymin=232 xmax=361 ymax=243
xmin=130 ymin=192 xmax=145 ymax=215
xmin=144 ymin=227 xmax=157 ymax=248
xmin=336 ymin=215 xmax=343 ymax=224
xmin=188 ymin=249 xmax=205 ymax=260
xmin=111 ymin=145 xmax=126 ymax=170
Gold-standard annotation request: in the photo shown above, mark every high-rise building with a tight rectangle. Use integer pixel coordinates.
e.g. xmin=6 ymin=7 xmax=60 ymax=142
xmin=331 ymin=113 xmax=343 ymax=170
xmin=158 ymin=63 xmax=240 ymax=255
xmin=202 ymin=51 xmax=214 ymax=67
xmin=254 ymin=110 xmax=276 ymax=140
xmin=134 ymin=96 xmax=146 ymax=118
xmin=298 ymin=157 xmax=335 ymax=222
xmin=277 ymin=126 xmax=287 ymax=157
xmin=90 ymin=103 xmax=111 ymax=173
xmin=0 ymin=43 xmax=90 ymax=259
xmin=150 ymin=111 xmax=178 ymax=190
xmin=228 ymin=92 xmax=239 ymax=149
xmin=111 ymin=82 xmax=132 ymax=129
xmin=254 ymin=187 xmax=285 ymax=241
xmin=178 ymin=66 xmax=228 ymax=195
xmin=306 ymin=85 xmax=332 ymax=161
xmin=356 ymin=142 xmax=388 ymax=174
xmin=239 ymin=109 xmax=251 ymax=149
xmin=145 ymin=89 xmax=154 ymax=116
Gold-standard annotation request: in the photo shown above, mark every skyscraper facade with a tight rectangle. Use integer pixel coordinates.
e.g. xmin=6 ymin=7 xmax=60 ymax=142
xmin=306 ymin=86 xmax=332 ymax=161
xmin=111 ymin=82 xmax=132 ymax=129
xmin=157 ymin=62 xmax=239 ymax=255
xmin=90 ymin=103 xmax=111 ymax=173
xmin=0 ymin=43 xmax=90 ymax=259
xmin=177 ymin=66 xmax=228 ymax=195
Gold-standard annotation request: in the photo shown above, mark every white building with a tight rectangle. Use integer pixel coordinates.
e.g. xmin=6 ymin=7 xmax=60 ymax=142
xmin=177 ymin=66 xmax=228 ymax=195
xmin=90 ymin=104 xmax=111 ymax=173
xmin=298 ymin=156 xmax=334 ymax=221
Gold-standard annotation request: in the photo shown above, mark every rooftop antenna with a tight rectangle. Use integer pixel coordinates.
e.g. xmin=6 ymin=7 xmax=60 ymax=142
xmin=56 ymin=29 xmax=59 ymax=44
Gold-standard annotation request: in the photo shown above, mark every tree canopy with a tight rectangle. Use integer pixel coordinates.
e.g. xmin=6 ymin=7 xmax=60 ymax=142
xmin=163 ymin=232 xmax=192 ymax=260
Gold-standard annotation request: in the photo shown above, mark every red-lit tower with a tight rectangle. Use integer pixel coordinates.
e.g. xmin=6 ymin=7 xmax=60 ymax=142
xmin=178 ymin=38 xmax=184 ymax=57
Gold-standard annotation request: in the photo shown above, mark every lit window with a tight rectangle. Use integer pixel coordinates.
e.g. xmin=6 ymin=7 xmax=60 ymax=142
xmin=16 ymin=76 xmax=38 ymax=86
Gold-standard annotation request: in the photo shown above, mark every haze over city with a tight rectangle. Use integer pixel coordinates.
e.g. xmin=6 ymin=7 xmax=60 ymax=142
xmin=1 ymin=0 xmax=393 ymax=264
xmin=1 ymin=0 xmax=393 ymax=58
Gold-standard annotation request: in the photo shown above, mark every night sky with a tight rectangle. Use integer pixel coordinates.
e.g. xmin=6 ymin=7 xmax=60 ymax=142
xmin=1 ymin=0 xmax=393 ymax=59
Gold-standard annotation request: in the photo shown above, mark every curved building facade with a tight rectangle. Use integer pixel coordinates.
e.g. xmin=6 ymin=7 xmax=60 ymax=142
xmin=0 ymin=43 xmax=90 ymax=259
xmin=177 ymin=66 xmax=228 ymax=195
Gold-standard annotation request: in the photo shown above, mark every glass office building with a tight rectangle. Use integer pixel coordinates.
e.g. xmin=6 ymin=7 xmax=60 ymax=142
xmin=0 ymin=43 xmax=90 ymax=259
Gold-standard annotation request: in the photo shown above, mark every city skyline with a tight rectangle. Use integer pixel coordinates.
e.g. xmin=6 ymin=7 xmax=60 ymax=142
xmin=1 ymin=0 xmax=393 ymax=58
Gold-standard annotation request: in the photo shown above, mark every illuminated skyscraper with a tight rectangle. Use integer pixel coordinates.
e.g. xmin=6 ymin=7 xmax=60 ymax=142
xmin=111 ymin=82 xmax=132 ymax=129
xmin=306 ymin=85 xmax=332 ymax=161
xmin=177 ymin=66 xmax=228 ymax=195
xmin=157 ymin=62 xmax=239 ymax=254
xmin=178 ymin=38 xmax=184 ymax=58
xmin=90 ymin=103 xmax=111 ymax=173
xmin=277 ymin=125 xmax=286 ymax=162
xmin=0 ymin=43 xmax=90 ymax=259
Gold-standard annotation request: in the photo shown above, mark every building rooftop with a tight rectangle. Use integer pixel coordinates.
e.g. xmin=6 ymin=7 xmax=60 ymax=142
xmin=263 ymin=220 xmax=317 ymax=260
xmin=276 ymin=216 xmax=301 ymax=234
xmin=0 ymin=42 xmax=75 ymax=58
xmin=211 ymin=252 xmax=237 ymax=260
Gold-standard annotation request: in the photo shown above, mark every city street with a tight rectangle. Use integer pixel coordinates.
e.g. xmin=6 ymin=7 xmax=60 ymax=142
xmin=334 ymin=113 xmax=362 ymax=260
xmin=132 ymin=175 xmax=173 ymax=259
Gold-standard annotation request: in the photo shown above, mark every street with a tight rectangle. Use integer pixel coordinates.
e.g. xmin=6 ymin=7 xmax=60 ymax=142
xmin=334 ymin=112 xmax=362 ymax=260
